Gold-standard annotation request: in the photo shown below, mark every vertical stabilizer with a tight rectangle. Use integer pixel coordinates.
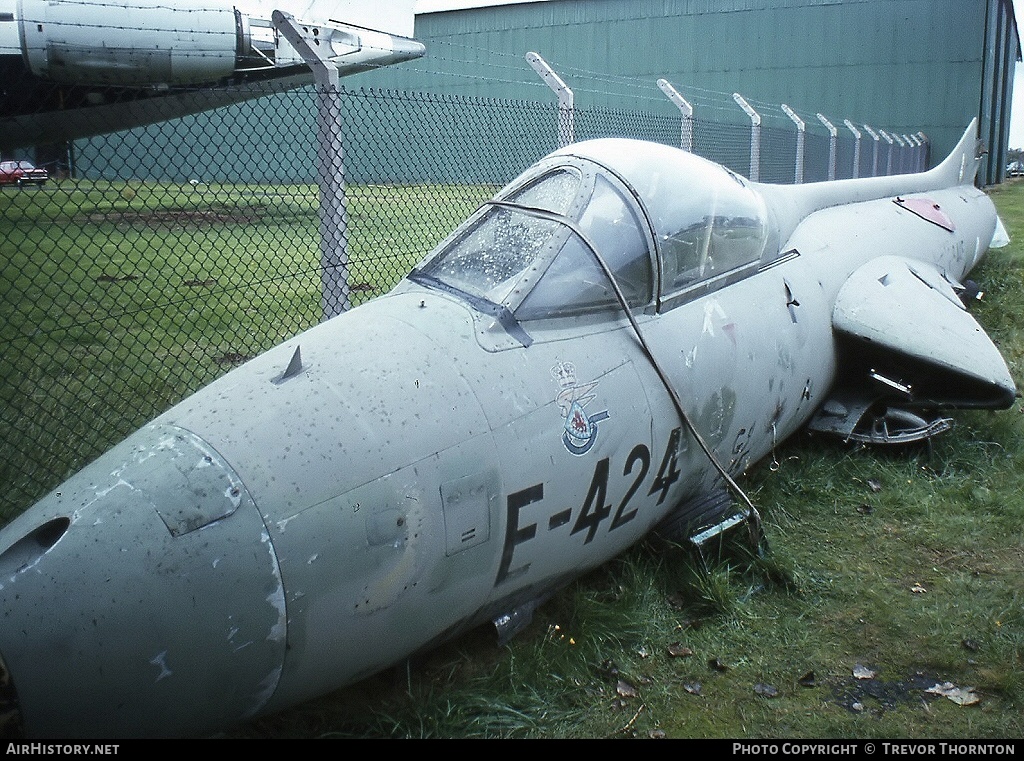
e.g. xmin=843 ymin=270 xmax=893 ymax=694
xmin=934 ymin=118 xmax=985 ymax=188
xmin=757 ymin=119 xmax=983 ymax=246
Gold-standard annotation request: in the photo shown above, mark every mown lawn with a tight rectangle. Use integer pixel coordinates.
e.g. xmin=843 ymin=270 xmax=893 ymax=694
xmin=0 ymin=180 xmax=489 ymax=522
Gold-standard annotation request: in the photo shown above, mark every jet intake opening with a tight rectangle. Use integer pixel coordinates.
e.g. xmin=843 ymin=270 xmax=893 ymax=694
xmin=0 ymin=517 xmax=71 ymax=576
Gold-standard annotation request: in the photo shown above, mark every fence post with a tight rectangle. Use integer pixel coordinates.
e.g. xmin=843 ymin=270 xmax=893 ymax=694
xmin=733 ymin=93 xmax=761 ymax=181
xmin=906 ymin=134 xmax=920 ymax=173
xmin=917 ymin=131 xmax=929 ymax=171
xmin=657 ymin=78 xmax=694 ymax=152
xmin=879 ymin=129 xmax=895 ymax=175
xmin=863 ymin=124 xmax=881 ymax=176
xmin=817 ymin=113 xmax=838 ymax=180
xmin=781 ymin=104 xmax=805 ymax=183
xmin=844 ymin=119 xmax=862 ymax=178
xmin=893 ymin=133 xmax=907 ymax=174
xmin=526 ymin=52 xmax=574 ymax=147
xmin=273 ymin=10 xmax=350 ymax=319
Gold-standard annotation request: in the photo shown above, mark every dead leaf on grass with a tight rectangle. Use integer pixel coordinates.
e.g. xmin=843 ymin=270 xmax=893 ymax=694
xmin=667 ymin=642 xmax=693 ymax=658
xmin=754 ymin=682 xmax=779 ymax=698
xmin=926 ymin=682 xmax=980 ymax=706
xmin=708 ymin=657 xmax=729 ymax=672
xmin=616 ymin=679 xmax=638 ymax=698
xmin=853 ymin=664 xmax=876 ymax=680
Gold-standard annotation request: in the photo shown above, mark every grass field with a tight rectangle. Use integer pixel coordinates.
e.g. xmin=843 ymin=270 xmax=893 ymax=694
xmin=1 ymin=178 xmax=1022 ymax=739
xmin=0 ymin=180 xmax=489 ymax=521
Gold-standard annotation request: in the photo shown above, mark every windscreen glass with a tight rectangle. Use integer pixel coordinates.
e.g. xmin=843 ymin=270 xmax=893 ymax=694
xmin=417 ymin=170 xmax=580 ymax=304
xmin=516 ymin=174 xmax=652 ymax=319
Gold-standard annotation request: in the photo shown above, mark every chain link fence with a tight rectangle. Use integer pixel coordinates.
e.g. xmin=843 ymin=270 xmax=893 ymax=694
xmin=1 ymin=80 xmax=927 ymax=522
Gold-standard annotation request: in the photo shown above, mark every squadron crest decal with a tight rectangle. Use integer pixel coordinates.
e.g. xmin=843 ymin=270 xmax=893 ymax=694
xmin=551 ymin=361 xmax=610 ymax=456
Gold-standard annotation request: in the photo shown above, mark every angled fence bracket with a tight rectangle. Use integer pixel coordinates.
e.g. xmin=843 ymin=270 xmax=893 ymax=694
xmin=843 ymin=119 xmax=862 ymax=178
xmin=878 ymin=130 xmax=896 ymax=175
xmin=892 ymin=132 xmax=907 ymax=174
xmin=781 ymin=104 xmax=805 ymax=183
xmin=657 ymin=78 xmax=694 ymax=152
xmin=817 ymin=113 xmax=838 ymax=180
xmin=917 ymin=131 xmax=930 ymax=171
xmin=863 ymin=124 xmax=881 ymax=177
xmin=526 ymin=52 xmax=574 ymax=147
xmin=733 ymin=93 xmax=761 ymax=181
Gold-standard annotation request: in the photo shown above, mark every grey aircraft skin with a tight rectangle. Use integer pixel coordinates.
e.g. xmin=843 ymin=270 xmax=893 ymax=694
xmin=0 ymin=120 xmax=1015 ymax=738
xmin=0 ymin=0 xmax=425 ymax=151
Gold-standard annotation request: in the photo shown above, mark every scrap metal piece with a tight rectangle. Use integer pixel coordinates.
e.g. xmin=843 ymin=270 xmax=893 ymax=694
xmin=493 ymin=600 xmax=540 ymax=646
xmin=809 ymin=392 xmax=953 ymax=445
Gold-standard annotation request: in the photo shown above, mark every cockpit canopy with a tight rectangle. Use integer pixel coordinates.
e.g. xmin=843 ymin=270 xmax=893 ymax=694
xmin=410 ymin=138 xmax=774 ymax=340
xmin=569 ymin=140 xmax=774 ymax=298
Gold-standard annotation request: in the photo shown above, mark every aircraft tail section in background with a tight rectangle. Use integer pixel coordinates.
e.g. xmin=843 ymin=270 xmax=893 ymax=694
xmin=0 ymin=0 xmax=424 ymax=151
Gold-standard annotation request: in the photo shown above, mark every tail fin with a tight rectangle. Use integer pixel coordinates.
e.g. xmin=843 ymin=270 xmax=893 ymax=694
xmin=928 ymin=118 xmax=983 ymax=189
xmin=757 ymin=119 xmax=984 ymax=244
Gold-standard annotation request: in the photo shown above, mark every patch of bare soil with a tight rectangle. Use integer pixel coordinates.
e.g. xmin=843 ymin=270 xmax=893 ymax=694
xmin=831 ymin=670 xmax=973 ymax=714
xmin=80 ymin=207 xmax=262 ymax=227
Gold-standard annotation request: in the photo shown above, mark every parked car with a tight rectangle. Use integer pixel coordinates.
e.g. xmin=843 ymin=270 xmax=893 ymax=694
xmin=1006 ymin=160 xmax=1024 ymax=177
xmin=0 ymin=160 xmax=48 ymax=186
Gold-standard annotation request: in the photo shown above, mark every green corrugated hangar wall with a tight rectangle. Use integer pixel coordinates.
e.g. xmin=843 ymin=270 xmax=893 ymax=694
xmin=360 ymin=0 xmax=1020 ymax=185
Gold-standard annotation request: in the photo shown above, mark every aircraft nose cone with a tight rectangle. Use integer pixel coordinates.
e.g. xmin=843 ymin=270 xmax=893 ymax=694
xmin=0 ymin=424 xmax=287 ymax=738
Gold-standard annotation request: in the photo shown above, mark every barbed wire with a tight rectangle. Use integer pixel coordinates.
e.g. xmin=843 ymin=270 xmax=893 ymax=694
xmin=7 ymin=1 xmax=915 ymax=136
xmin=416 ymin=38 xmax=909 ymax=132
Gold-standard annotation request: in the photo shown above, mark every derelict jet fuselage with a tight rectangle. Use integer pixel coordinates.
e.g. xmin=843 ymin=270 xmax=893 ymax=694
xmin=0 ymin=119 xmax=1014 ymax=737
xmin=0 ymin=0 xmax=425 ymax=151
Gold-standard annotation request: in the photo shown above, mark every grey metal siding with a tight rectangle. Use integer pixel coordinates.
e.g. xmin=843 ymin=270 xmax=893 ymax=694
xmin=364 ymin=0 xmax=1019 ymax=181
xmin=76 ymin=0 xmax=1020 ymax=186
